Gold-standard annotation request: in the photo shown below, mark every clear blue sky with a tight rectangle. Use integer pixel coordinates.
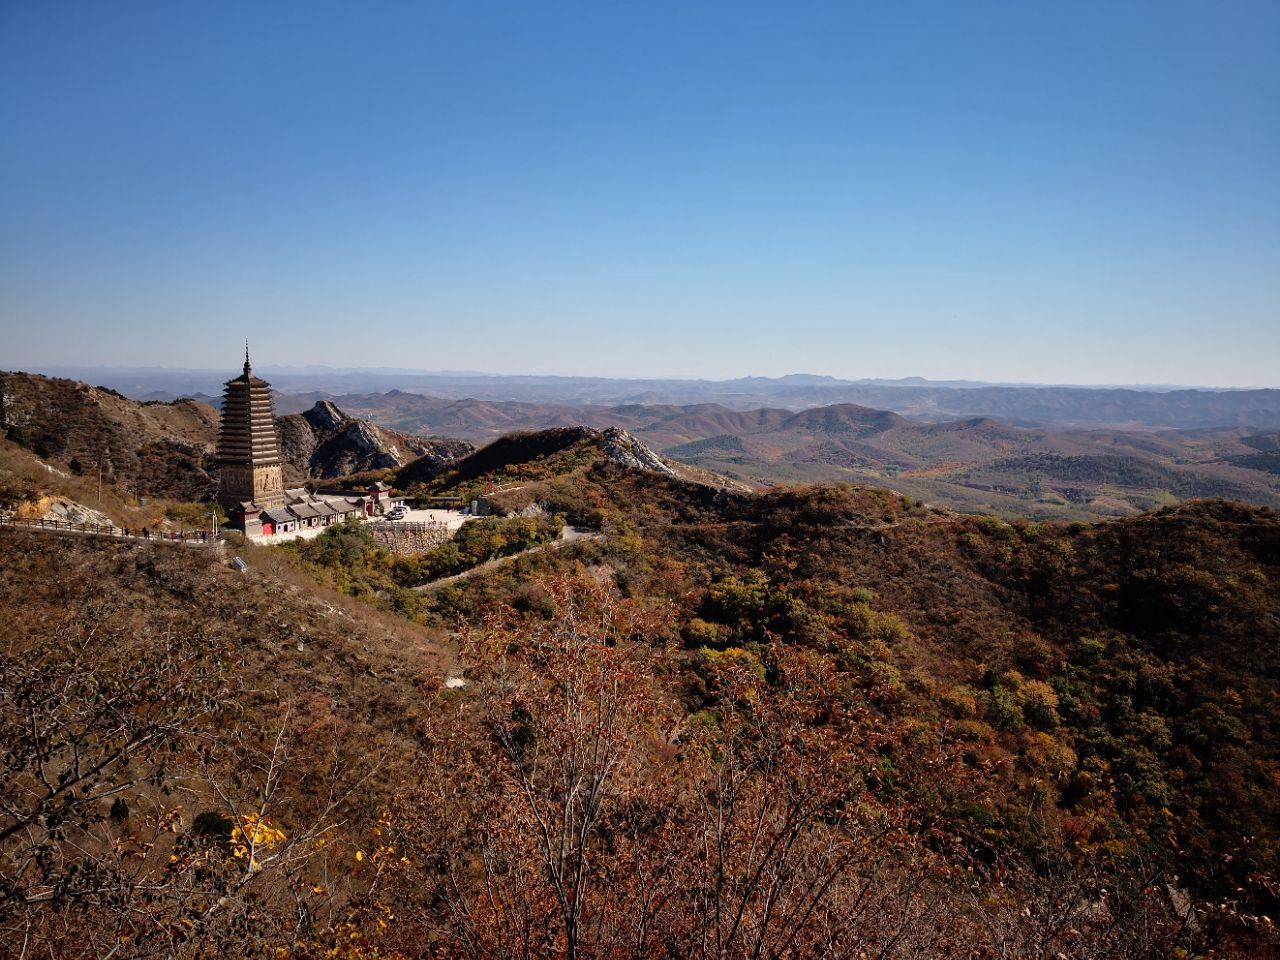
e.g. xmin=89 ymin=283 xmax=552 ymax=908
xmin=2 ymin=1 xmax=1277 ymax=385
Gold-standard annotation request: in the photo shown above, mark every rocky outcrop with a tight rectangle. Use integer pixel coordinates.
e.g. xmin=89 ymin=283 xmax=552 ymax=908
xmin=401 ymin=425 xmax=683 ymax=491
xmin=304 ymin=399 xmax=348 ymax=432
xmin=37 ymin=496 xmax=113 ymax=526
xmin=599 ymin=427 xmax=676 ymax=476
xmin=276 ymin=401 xmax=472 ymax=480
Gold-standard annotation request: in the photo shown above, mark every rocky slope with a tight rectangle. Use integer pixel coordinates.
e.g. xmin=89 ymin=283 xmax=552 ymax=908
xmin=597 ymin=426 xmax=677 ymax=476
xmin=396 ymin=425 xmax=711 ymax=492
xmin=275 ymin=399 xmax=472 ymax=481
xmin=0 ymin=371 xmax=220 ymax=501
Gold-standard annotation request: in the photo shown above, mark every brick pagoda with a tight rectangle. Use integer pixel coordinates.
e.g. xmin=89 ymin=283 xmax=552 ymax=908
xmin=216 ymin=345 xmax=285 ymax=524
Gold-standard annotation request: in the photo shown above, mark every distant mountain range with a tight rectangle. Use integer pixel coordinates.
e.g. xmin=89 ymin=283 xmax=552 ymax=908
xmin=266 ymin=391 xmax=1280 ymax=520
xmin=5 ymin=369 xmax=1280 ymax=521
xmin=28 ymin=367 xmax=1280 ymax=427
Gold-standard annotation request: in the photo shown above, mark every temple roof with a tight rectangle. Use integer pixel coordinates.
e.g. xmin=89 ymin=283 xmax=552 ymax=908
xmin=223 ymin=370 xmax=272 ymax=388
xmin=217 ymin=346 xmax=281 ymax=464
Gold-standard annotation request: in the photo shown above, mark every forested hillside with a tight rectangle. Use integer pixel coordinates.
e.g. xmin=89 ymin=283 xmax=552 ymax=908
xmin=8 ymin=430 xmax=1267 ymax=955
xmin=416 ymin=443 xmax=1280 ymax=934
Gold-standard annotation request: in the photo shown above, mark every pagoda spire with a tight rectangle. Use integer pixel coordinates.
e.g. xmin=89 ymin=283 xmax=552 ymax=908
xmin=244 ymin=340 xmax=252 ymax=377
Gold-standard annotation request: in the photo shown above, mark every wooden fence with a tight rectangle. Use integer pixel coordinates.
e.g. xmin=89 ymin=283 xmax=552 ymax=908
xmin=0 ymin=515 xmax=220 ymax=544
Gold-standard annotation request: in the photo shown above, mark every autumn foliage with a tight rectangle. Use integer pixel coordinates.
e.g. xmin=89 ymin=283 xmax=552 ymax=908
xmin=3 ymin=469 xmax=1279 ymax=957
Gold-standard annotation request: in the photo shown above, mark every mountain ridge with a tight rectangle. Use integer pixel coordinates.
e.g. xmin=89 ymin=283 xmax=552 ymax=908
xmin=0 ymin=372 xmax=472 ymax=503
xmin=275 ymin=387 xmax=1280 ymax=519
xmin=36 ymin=366 xmax=1280 ymax=425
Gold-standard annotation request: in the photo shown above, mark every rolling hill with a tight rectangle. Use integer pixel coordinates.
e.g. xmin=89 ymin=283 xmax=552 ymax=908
xmin=294 ymin=388 xmax=1280 ymax=520
xmin=33 ymin=365 xmax=1269 ymax=522
xmin=0 ymin=371 xmax=222 ymax=502
xmin=292 ymin=425 xmax=1280 ymax=955
xmin=4 ymin=413 xmax=1280 ymax=955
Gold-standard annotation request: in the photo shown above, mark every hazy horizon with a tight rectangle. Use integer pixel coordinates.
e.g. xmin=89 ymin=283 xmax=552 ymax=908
xmin=3 ymin=2 xmax=1278 ymax=386
xmin=13 ymin=361 xmax=1277 ymax=394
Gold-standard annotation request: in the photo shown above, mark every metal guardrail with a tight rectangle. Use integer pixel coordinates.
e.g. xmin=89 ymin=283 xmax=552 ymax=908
xmin=0 ymin=515 xmax=220 ymax=543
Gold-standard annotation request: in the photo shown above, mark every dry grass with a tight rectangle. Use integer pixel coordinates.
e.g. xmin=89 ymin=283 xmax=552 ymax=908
xmin=1 ymin=439 xmax=221 ymax=529
xmin=0 ymin=526 xmax=456 ymax=800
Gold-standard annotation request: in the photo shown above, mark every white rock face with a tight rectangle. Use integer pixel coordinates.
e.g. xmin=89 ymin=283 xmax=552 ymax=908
xmin=41 ymin=498 xmax=112 ymax=526
xmin=344 ymin=419 xmax=385 ymax=454
xmin=304 ymin=400 xmax=348 ymax=432
xmin=599 ymin=428 xmax=677 ymax=476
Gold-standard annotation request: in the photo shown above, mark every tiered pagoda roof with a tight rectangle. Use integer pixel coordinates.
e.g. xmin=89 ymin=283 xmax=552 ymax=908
xmin=217 ymin=348 xmax=282 ymax=468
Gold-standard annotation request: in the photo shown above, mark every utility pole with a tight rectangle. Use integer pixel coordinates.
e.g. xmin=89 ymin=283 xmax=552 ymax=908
xmin=96 ymin=446 xmax=113 ymax=506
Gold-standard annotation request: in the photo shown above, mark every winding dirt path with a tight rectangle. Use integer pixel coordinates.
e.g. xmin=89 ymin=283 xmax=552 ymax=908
xmin=412 ymin=526 xmax=601 ymax=592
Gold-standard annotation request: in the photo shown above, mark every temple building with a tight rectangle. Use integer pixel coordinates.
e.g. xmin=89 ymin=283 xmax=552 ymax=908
xmin=217 ymin=346 xmax=286 ymax=533
xmin=214 ymin=347 xmax=374 ymax=538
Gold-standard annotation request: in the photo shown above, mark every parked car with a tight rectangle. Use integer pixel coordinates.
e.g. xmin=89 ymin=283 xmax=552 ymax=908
xmin=386 ymin=507 xmax=406 ymax=520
